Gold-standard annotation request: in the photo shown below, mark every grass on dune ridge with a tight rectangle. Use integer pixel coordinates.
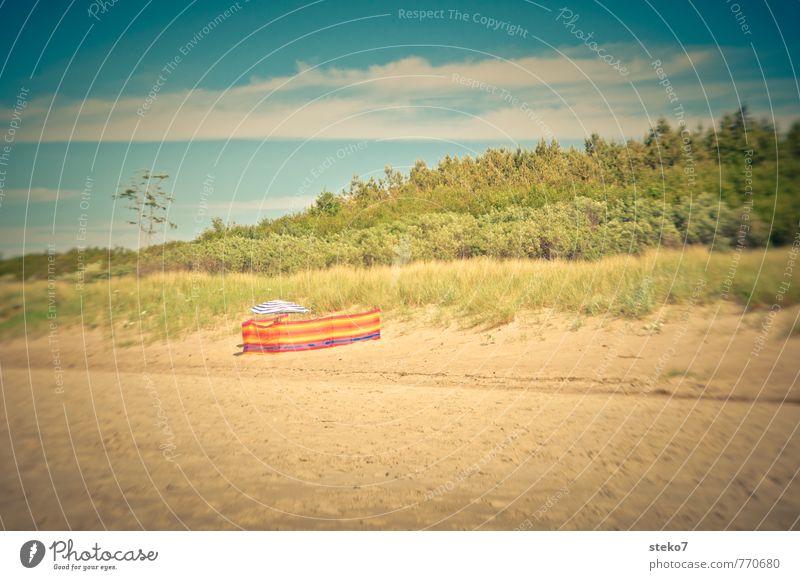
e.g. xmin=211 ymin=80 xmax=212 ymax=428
xmin=0 ymin=247 xmax=797 ymax=342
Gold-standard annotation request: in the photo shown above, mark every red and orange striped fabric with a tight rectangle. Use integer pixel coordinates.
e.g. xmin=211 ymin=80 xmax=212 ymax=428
xmin=241 ymin=308 xmax=381 ymax=353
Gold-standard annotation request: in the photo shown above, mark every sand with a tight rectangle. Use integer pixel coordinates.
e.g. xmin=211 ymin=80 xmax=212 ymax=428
xmin=1 ymin=303 xmax=799 ymax=530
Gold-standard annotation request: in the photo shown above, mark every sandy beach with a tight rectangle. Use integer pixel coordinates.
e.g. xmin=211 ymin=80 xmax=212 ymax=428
xmin=1 ymin=304 xmax=798 ymax=530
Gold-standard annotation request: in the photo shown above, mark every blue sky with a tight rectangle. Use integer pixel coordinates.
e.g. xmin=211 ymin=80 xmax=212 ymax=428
xmin=0 ymin=0 xmax=798 ymax=256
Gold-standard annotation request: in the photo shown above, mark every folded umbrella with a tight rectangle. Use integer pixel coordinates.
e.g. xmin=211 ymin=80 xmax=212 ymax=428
xmin=250 ymin=300 xmax=310 ymax=315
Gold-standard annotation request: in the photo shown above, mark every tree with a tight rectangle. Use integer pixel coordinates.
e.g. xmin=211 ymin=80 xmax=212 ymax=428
xmin=714 ymin=106 xmax=751 ymax=165
xmin=644 ymin=117 xmax=682 ymax=169
xmin=114 ymin=170 xmax=176 ymax=247
xmin=311 ymin=190 xmax=342 ymax=216
xmin=784 ymin=120 xmax=800 ymax=159
xmin=210 ymin=216 xmax=226 ymax=234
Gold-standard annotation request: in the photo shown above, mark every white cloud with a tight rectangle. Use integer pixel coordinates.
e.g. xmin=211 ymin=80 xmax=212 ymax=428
xmin=0 ymin=223 xmax=137 ymax=257
xmin=6 ymin=48 xmax=761 ymax=143
xmin=0 ymin=187 xmax=81 ymax=204
xmin=204 ymin=196 xmax=317 ymax=212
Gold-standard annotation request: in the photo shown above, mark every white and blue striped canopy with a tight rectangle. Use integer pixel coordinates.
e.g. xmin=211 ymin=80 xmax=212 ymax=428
xmin=250 ymin=300 xmax=309 ymax=315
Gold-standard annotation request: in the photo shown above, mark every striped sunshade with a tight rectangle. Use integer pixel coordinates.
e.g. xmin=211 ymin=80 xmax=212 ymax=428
xmin=250 ymin=300 xmax=310 ymax=315
xmin=242 ymin=308 xmax=380 ymax=353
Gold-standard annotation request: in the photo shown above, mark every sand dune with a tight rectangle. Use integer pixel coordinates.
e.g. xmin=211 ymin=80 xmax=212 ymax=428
xmin=1 ymin=304 xmax=798 ymax=530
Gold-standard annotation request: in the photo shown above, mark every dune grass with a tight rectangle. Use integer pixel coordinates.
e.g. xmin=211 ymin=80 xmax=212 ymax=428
xmin=1 ymin=246 xmax=797 ymax=342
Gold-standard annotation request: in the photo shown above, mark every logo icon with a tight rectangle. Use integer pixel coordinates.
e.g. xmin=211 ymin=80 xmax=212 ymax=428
xmin=20 ymin=540 xmax=45 ymax=568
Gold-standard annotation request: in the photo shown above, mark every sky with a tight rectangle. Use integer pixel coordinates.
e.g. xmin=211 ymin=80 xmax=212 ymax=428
xmin=0 ymin=0 xmax=798 ymax=257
